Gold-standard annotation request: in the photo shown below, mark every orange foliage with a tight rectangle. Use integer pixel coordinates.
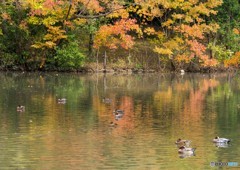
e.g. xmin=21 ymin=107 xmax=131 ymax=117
xmin=175 ymin=54 xmax=193 ymax=63
xmin=233 ymin=28 xmax=240 ymax=35
xmin=152 ymin=0 xmax=222 ymax=67
xmin=94 ymin=19 xmax=140 ymax=49
xmin=177 ymin=24 xmax=204 ymax=39
xmin=224 ymin=52 xmax=240 ymax=67
xmin=1 ymin=13 xmax=11 ymax=21
xmin=187 ymin=39 xmax=206 ymax=56
xmin=186 ymin=39 xmax=218 ymax=66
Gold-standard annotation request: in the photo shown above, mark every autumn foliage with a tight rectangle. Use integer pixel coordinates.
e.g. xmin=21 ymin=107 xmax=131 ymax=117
xmin=94 ymin=19 xmax=140 ymax=50
xmin=224 ymin=52 xmax=240 ymax=68
xmin=0 ymin=0 xmax=239 ymax=71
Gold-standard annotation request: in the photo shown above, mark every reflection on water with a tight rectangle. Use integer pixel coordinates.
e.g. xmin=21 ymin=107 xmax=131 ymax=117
xmin=0 ymin=72 xmax=240 ymax=169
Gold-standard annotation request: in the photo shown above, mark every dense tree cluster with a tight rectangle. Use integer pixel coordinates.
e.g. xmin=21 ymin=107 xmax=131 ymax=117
xmin=0 ymin=0 xmax=239 ymax=71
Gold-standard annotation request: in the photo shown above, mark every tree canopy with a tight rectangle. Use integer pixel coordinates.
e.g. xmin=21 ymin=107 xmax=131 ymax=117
xmin=0 ymin=0 xmax=239 ymax=71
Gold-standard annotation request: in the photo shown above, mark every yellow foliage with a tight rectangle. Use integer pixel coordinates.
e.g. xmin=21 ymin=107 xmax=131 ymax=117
xmin=144 ymin=27 xmax=156 ymax=35
xmin=174 ymin=37 xmax=184 ymax=44
xmin=154 ymin=47 xmax=172 ymax=55
xmin=43 ymin=17 xmax=58 ymax=26
xmin=162 ymin=19 xmax=174 ymax=27
xmin=201 ymin=23 xmax=220 ymax=33
xmin=32 ymin=26 xmax=67 ymax=49
xmin=31 ymin=43 xmax=44 ymax=49
xmin=185 ymin=16 xmax=193 ymax=23
xmin=28 ymin=16 xmax=41 ymax=25
xmin=108 ymin=9 xmax=129 ymax=19
xmin=206 ymin=0 xmax=223 ymax=8
xmin=172 ymin=13 xmax=184 ymax=20
xmin=74 ymin=18 xmax=87 ymax=25
xmin=45 ymin=41 xmax=56 ymax=48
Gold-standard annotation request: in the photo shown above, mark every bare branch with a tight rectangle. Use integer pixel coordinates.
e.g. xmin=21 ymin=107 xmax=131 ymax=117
xmin=78 ymin=0 xmax=91 ymax=16
xmin=69 ymin=6 xmax=125 ymax=20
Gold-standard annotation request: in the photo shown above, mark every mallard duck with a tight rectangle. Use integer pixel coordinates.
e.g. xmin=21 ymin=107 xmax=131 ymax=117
xmin=213 ymin=136 xmax=231 ymax=143
xmin=113 ymin=109 xmax=124 ymax=115
xmin=175 ymin=138 xmax=191 ymax=146
xmin=102 ymin=97 xmax=112 ymax=103
xmin=178 ymin=146 xmax=196 ymax=154
xmin=17 ymin=105 xmax=25 ymax=112
xmin=58 ymin=98 xmax=66 ymax=104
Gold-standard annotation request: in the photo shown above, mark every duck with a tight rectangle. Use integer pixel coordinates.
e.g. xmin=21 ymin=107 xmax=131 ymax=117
xmin=17 ymin=105 xmax=25 ymax=112
xmin=213 ymin=136 xmax=231 ymax=143
xmin=178 ymin=146 xmax=196 ymax=154
xmin=102 ymin=97 xmax=112 ymax=103
xmin=175 ymin=138 xmax=191 ymax=146
xmin=180 ymin=69 xmax=185 ymax=74
xmin=113 ymin=109 xmax=124 ymax=115
xmin=58 ymin=98 xmax=66 ymax=104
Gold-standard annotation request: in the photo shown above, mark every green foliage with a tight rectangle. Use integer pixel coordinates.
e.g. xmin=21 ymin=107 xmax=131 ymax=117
xmin=208 ymin=43 xmax=234 ymax=62
xmin=215 ymin=0 xmax=240 ymax=52
xmin=0 ymin=52 xmax=18 ymax=69
xmin=54 ymin=41 xmax=86 ymax=70
xmin=135 ymin=63 xmax=143 ymax=69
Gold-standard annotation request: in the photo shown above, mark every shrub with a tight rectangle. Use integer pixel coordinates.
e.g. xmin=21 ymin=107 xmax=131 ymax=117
xmin=54 ymin=41 xmax=86 ymax=70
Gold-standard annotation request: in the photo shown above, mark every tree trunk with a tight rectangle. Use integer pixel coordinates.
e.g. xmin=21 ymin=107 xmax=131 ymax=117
xmin=88 ymin=33 xmax=94 ymax=58
xmin=103 ymin=51 xmax=107 ymax=71
xmin=96 ymin=48 xmax=99 ymax=72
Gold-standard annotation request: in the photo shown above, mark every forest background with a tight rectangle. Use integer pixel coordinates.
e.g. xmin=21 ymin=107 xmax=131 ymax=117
xmin=0 ymin=0 xmax=239 ymax=72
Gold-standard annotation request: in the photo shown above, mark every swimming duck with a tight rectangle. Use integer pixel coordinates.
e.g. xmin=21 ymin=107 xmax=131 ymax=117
xmin=175 ymin=138 xmax=191 ymax=146
xmin=17 ymin=105 xmax=25 ymax=112
xmin=102 ymin=97 xmax=112 ymax=103
xmin=113 ymin=109 xmax=124 ymax=115
xmin=178 ymin=146 xmax=196 ymax=154
xmin=180 ymin=69 xmax=185 ymax=74
xmin=213 ymin=136 xmax=231 ymax=143
xmin=58 ymin=98 xmax=66 ymax=104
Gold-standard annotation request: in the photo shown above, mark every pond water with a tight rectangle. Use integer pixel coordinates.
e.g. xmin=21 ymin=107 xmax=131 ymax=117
xmin=0 ymin=72 xmax=240 ymax=170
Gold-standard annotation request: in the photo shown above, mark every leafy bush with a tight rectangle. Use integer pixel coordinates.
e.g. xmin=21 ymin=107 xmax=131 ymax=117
xmin=208 ymin=43 xmax=234 ymax=62
xmin=54 ymin=41 xmax=86 ymax=70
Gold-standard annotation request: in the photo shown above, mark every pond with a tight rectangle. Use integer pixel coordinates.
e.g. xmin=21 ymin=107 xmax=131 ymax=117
xmin=0 ymin=72 xmax=240 ymax=170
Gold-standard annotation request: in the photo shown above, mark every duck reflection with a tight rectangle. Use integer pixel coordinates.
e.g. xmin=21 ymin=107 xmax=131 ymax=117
xmin=179 ymin=152 xmax=196 ymax=159
xmin=17 ymin=105 xmax=25 ymax=112
xmin=58 ymin=98 xmax=66 ymax=104
xmin=215 ymin=142 xmax=230 ymax=148
xmin=109 ymin=122 xmax=118 ymax=128
xmin=113 ymin=109 xmax=124 ymax=120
